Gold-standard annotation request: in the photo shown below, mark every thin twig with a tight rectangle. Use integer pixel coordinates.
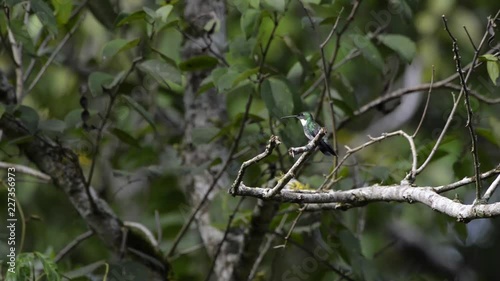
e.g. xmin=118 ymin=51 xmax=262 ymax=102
xmin=264 ymin=128 xmax=326 ymax=198
xmin=482 ymin=174 xmax=500 ymax=202
xmin=155 ymin=210 xmax=162 ymax=251
xmin=6 ymin=25 xmax=23 ymax=101
xmin=24 ymin=0 xmax=90 ymax=82
xmin=412 ymin=65 xmax=434 ymax=137
xmin=86 ymin=57 xmax=144 ymax=210
xmin=442 ymin=15 xmax=487 ymax=200
xmin=27 ymin=14 xmax=86 ymax=94
xmin=318 ymin=7 xmax=344 ymax=180
xmin=170 ymin=244 xmax=205 ymax=260
xmin=0 ymin=161 xmax=50 ymax=181
xmin=338 ymin=42 xmax=500 ymax=129
xmin=247 ymin=213 xmax=288 ymax=281
xmin=54 ymin=230 xmax=94 ymax=263
xmin=168 ymin=13 xmax=281 ymax=258
xmin=274 ymin=207 xmax=303 ymax=249
xmin=463 ymin=26 xmax=478 ymax=52
xmin=269 ymin=231 xmax=354 ymax=281
xmin=321 ymin=130 xmax=417 ymax=190
xmin=434 ymin=165 xmax=500 ymax=193
xmin=168 ymin=91 xmax=254 ymax=258
xmin=204 ymin=197 xmax=245 ymax=281
xmin=230 ymin=135 xmax=281 ymax=194
xmin=415 ymin=13 xmax=498 ymax=179
xmin=297 ymin=0 xmax=315 ymax=29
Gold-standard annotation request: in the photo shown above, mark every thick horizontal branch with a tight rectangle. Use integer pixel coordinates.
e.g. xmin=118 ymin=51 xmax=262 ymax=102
xmin=0 ymin=113 xmax=170 ymax=280
xmin=234 ymin=184 xmax=500 ymax=221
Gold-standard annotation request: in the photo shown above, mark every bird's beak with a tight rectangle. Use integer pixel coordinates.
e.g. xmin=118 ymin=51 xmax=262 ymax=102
xmin=280 ymin=115 xmax=298 ymax=120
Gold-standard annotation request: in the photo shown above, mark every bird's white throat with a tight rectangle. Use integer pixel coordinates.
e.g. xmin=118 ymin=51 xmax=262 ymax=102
xmin=299 ymin=119 xmax=307 ymax=126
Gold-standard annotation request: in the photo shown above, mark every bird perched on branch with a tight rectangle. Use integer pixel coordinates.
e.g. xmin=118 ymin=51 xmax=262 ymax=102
xmin=281 ymin=112 xmax=336 ymax=156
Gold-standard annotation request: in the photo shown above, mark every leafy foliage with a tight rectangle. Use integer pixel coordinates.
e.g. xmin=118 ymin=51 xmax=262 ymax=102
xmin=0 ymin=0 xmax=499 ymax=280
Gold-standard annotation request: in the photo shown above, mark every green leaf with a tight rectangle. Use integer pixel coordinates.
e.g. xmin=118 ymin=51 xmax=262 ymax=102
xmin=477 ymin=128 xmax=499 ymax=147
xmin=378 ymin=34 xmax=416 ymax=63
xmin=0 ymin=103 xmax=5 ymax=118
xmin=249 ymin=0 xmax=260 ymax=8
xmin=212 ymin=68 xmax=240 ymax=92
xmin=150 ymin=47 xmax=178 ymax=67
xmin=111 ymin=128 xmax=140 ymax=147
xmin=262 ymin=0 xmax=285 ymax=12
xmin=155 ymin=5 xmax=174 ymax=23
xmin=332 ymin=98 xmax=354 ymax=117
xmin=35 ymin=252 xmax=61 ymax=281
xmin=486 ymin=61 xmax=499 ymax=85
xmin=88 ymin=72 xmax=114 ymax=97
xmin=261 ymin=77 xmax=294 ymax=119
xmin=138 ymin=59 xmax=182 ymax=87
xmin=350 ymin=34 xmax=384 ymax=70
xmin=179 ymin=56 xmax=219 ymax=71
xmin=115 ymin=10 xmax=146 ymax=27
xmin=143 ymin=7 xmax=156 ymax=19
xmin=51 ymin=0 xmax=73 ymax=25
xmin=14 ymin=105 xmax=39 ymax=133
xmin=121 ymin=95 xmax=157 ymax=132
xmin=63 ymin=261 xmax=107 ymax=279
xmin=9 ymin=19 xmax=35 ymax=54
xmin=39 ymin=119 xmax=66 ymax=133
xmin=232 ymin=67 xmax=259 ymax=87
xmin=31 ymin=0 xmax=58 ymax=36
xmin=241 ymin=9 xmax=261 ymax=38
xmin=479 ymin=54 xmax=498 ymax=62
xmin=104 ymin=71 xmax=127 ymax=90
xmin=197 ymin=81 xmax=215 ymax=95
xmin=87 ymin=0 xmax=118 ymax=30
xmin=102 ymin=38 xmax=140 ymax=61
xmin=192 ymin=127 xmax=220 ymax=145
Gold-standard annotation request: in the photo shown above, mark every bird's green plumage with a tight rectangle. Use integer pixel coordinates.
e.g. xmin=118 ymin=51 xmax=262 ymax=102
xmin=281 ymin=112 xmax=336 ymax=156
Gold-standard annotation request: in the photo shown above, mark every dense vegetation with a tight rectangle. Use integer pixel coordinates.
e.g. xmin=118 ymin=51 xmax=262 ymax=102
xmin=0 ymin=0 xmax=500 ymax=280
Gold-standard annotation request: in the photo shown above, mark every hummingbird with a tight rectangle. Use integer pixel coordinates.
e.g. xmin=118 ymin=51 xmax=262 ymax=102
xmin=281 ymin=112 xmax=336 ymax=156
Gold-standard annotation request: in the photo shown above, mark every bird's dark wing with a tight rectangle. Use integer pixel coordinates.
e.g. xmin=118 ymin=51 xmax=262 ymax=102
xmin=318 ymin=139 xmax=336 ymax=156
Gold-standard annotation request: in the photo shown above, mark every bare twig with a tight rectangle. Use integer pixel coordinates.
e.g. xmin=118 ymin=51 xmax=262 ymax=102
xmin=463 ymin=26 xmax=478 ymax=52
xmin=412 ymin=66 xmax=434 ymax=137
xmin=168 ymin=89 xmax=254 ymax=258
xmin=297 ymin=0 xmax=315 ymax=29
xmin=169 ymin=11 xmax=282 ymax=259
xmin=414 ymin=13 xmax=498 ymax=180
xmin=0 ymin=161 xmax=50 ymax=181
xmin=204 ymin=197 xmax=245 ymax=281
xmin=247 ymin=213 xmax=288 ymax=281
xmin=229 ymin=135 xmax=281 ymax=194
xmin=155 ymin=210 xmax=162 ymax=251
xmin=482 ymin=174 xmax=500 ymax=202
xmin=269 ymin=231 xmax=354 ymax=281
xmin=24 ymin=0 xmax=90 ymax=82
xmin=26 ymin=14 xmax=86 ymax=94
xmin=315 ymin=0 xmax=361 ymax=118
xmin=54 ymin=230 xmax=94 ymax=263
xmin=338 ymin=42 xmax=500 ymax=129
xmin=6 ymin=25 xmax=23 ymax=101
xmin=442 ymin=15 xmax=486 ymax=200
xmin=264 ymin=128 xmax=326 ymax=198
xmin=86 ymin=57 xmax=144 ymax=210
xmin=435 ymin=165 xmax=500 ymax=193
xmin=274 ymin=207 xmax=304 ymax=249
xmin=321 ymin=130 xmax=417 ymax=190
xmin=318 ymin=7 xmax=344 ymax=179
